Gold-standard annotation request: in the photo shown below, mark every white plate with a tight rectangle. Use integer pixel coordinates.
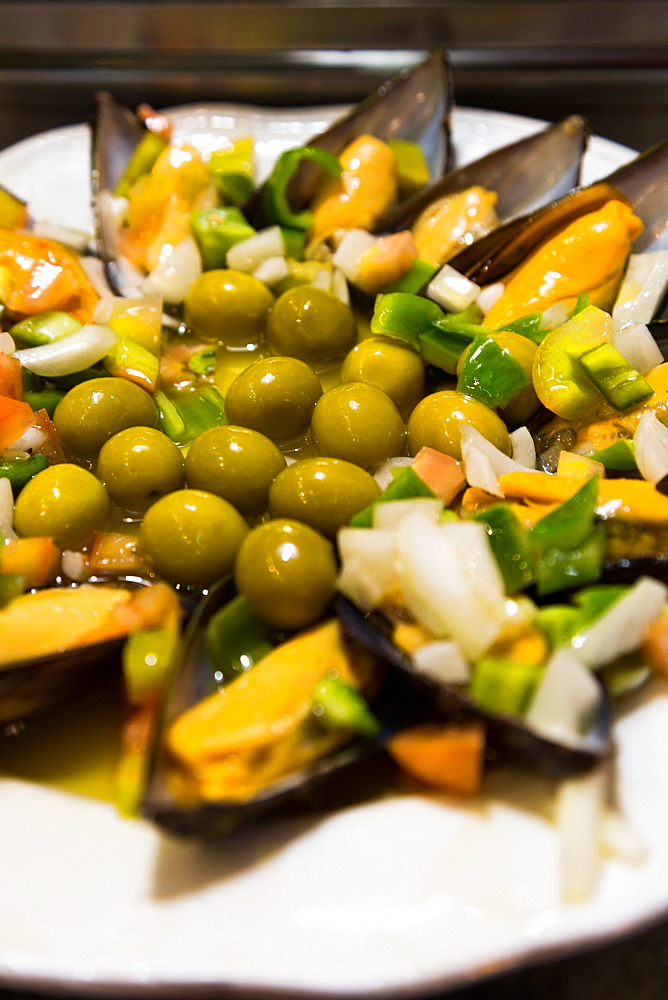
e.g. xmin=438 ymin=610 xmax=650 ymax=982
xmin=0 ymin=105 xmax=661 ymax=999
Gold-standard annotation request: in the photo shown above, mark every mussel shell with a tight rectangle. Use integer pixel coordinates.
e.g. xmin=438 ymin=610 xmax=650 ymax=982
xmin=378 ymin=114 xmax=590 ymax=235
xmin=605 ymin=138 xmax=668 ymax=255
xmin=142 ymin=579 xmax=424 ymax=838
xmin=335 ymin=595 xmax=613 ymax=780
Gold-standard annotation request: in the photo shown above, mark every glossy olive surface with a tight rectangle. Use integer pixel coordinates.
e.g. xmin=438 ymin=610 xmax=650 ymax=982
xmin=53 ymin=377 xmax=158 ymax=459
xmin=139 ymin=489 xmax=248 ymax=586
xmin=185 ymin=424 xmax=286 ymax=516
xmin=235 ymin=518 xmax=337 ymax=630
xmin=184 ymin=269 xmax=274 ymax=348
xmin=407 ymin=390 xmax=511 ymax=459
xmin=268 ymin=457 xmax=381 ymax=538
xmin=266 ymin=285 xmax=356 ymax=364
xmin=224 ymin=356 xmax=323 ymax=442
xmin=96 ymin=426 xmax=186 ymax=513
xmin=14 ymin=464 xmax=111 ymax=549
xmin=310 ymin=382 xmax=406 ymax=469
xmin=340 ymin=335 xmax=425 ymax=418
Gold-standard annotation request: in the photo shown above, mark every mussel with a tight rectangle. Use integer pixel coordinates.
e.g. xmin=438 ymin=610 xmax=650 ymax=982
xmin=141 ymin=579 xmax=425 ymax=838
xmin=335 ymin=595 xmax=613 ymax=780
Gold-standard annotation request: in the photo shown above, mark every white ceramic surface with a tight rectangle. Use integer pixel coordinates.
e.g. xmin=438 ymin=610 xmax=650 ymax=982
xmin=0 ymin=106 xmax=660 ymax=999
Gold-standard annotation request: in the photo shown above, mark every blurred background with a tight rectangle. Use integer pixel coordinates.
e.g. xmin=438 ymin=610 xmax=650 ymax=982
xmin=0 ymin=0 xmax=666 ymax=152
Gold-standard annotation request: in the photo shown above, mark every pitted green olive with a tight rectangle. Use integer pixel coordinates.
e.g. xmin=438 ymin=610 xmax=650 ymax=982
xmin=224 ymin=356 xmax=322 ymax=442
xmin=310 ymin=382 xmax=406 ymax=469
xmin=53 ymin=377 xmax=157 ymax=459
xmin=266 ymin=285 xmax=356 ymax=364
xmin=139 ymin=489 xmax=248 ymax=586
xmin=96 ymin=426 xmax=185 ymax=513
xmin=340 ymin=335 xmax=425 ymax=419
xmin=184 ymin=269 xmax=274 ymax=348
xmin=268 ymin=457 xmax=381 ymax=538
xmin=407 ymin=390 xmax=511 ymax=459
xmin=185 ymin=424 xmax=286 ymax=516
xmin=14 ymin=464 xmax=111 ymax=549
xmin=235 ymin=518 xmax=337 ymax=630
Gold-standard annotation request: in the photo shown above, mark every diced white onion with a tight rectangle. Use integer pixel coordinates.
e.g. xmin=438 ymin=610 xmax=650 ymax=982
xmin=336 ymin=526 xmax=398 ymax=611
xmin=524 ymin=648 xmax=602 ymax=749
xmin=412 ymin=640 xmax=470 ymax=685
xmin=332 ymin=229 xmax=377 ymax=284
xmin=13 ymin=324 xmax=117 ymax=377
xmin=141 ymin=237 xmax=202 ymax=304
xmin=540 ymin=301 xmax=572 ymax=331
xmin=252 ymin=255 xmax=290 ymax=287
xmin=600 ymin=810 xmax=647 ymax=864
xmin=427 ymin=264 xmax=480 ymax=313
xmin=395 ymin=510 xmax=506 ymax=659
xmin=373 ymin=456 xmax=413 ymax=491
xmin=372 ymin=497 xmax=443 ymax=529
xmin=460 ymin=424 xmax=538 ymax=496
xmin=0 ymin=477 xmax=16 ymax=539
xmin=612 ymin=321 xmax=663 ymax=375
xmin=4 ymin=425 xmax=47 ymax=457
xmin=331 ymin=266 xmax=350 ymax=305
xmin=310 ymin=268 xmax=333 ymax=292
xmin=226 ymin=226 xmax=285 ymax=273
xmin=612 ymin=250 xmax=668 ymax=330
xmin=112 ymin=254 xmax=145 ymax=299
xmin=0 ymin=332 xmax=15 ymax=354
xmin=80 ymin=255 xmax=117 ymax=300
xmin=510 ymin=426 xmax=537 ymax=468
xmin=477 ymin=282 xmax=504 ymax=315
xmin=556 ymin=767 xmax=607 ymax=902
xmin=571 ymin=575 xmax=668 ymax=669
xmin=61 ymin=550 xmax=89 ymax=582
xmin=634 ymin=409 xmax=668 ymax=484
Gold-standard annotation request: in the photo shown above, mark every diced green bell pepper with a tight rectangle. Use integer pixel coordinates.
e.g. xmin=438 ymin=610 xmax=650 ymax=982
xmin=312 ymin=675 xmax=380 ymax=736
xmin=370 ymin=292 xmax=444 ymax=347
xmin=471 ymin=504 xmax=534 ymax=594
xmin=189 ymin=207 xmax=256 ymax=270
xmin=590 ymin=438 xmax=637 ymax=471
xmin=206 ymin=594 xmax=281 ymax=685
xmin=532 ymin=522 xmax=606 ymax=596
xmin=579 ymin=342 xmax=653 ymax=411
xmin=529 ymin=475 xmax=599 ymax=554
xmin=456 ymin=335 xmax=530 ymax=408
xmin=470 ymin=657 xmax=544 ymax=716
xmin=383 ymin=258 xmax=439 ymax=294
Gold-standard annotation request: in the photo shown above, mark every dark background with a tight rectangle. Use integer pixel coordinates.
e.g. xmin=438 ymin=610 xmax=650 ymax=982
xmin=0 ymin=1 xmax=667 ymax=998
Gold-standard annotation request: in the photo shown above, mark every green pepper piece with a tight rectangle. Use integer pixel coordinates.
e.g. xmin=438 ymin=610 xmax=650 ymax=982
xmin=114 ymin=131 xmax=169 ymax=198
xmin=187 ymin=347 xmax=217 ymax=376
xmin=10 ymin=311 xmax=82 ymax=347
xmin=572 ymin=292 xmax=591 ymax=316
xmin=456 ymin=335 xmax=530 ymax=408
xmin=533 ymin=522 xmax=606 ymax=596
xmin=0 ymin=574 xmax=24 ymax=606
xmin=573 ymin=584 xmax=629 ymax=625
xmin=471 ymin=504 xmax=534 ymax=594
xmin=164 ymin=386 xmax=227 ymax=446
xmin=155 ymin=390 xmax=187 ymax=441
xmin=189 ymin=207 xmax=255 ymax=270
xmin=534 ymin=604 xmax=583 ymax=650
xmin=497 ymin=312 xmax=546 ymax=345
xmin=312 ymin=675 xmax=380 ymax=736
xmin=417 ymin=327 xmax=470 ymax=374
xmin=22 ymin=389 xmax=64 ymax=418
xmin=348 ymin=466 xmax=435 ymax=527
xmin=579 ymin=343 xmax=653 ymax=411
xmin=123 ymin=622 xmax=180 ymax=706
xmin=470 ymin=658 xmax=544 ymax=716
xmin=371 ymin=292 xmax=444 ymax=347
xmin=210 ymin=139 xmax=255 ymax=208
xmin=383 ymin=258 xmax=439 ymax=294
xmin=263 ymin=146 xmax=343 ymax=231
xmin=206 ymin=594 xmax=281 ymax=685
xmin=280 ymin=228 xmax=307 ymax=260
xmin=590 ymin=438 xmax=637 ymax=471
xmin=0 ymin=454 xmax=49 ymax=493
xmin=529 ymin=475 xmax=599 ymax=554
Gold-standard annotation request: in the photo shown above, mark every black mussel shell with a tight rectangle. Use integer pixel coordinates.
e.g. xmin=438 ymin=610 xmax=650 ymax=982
xmin=335 ymin=595 xmax=613 ymax=780
xmin=378 ymin=114 xmax=590 ymax=235
xmin=141 ymin=579 xmax=424 ymax=838
xmin=605 ymin=138 xmax=668 ymax=255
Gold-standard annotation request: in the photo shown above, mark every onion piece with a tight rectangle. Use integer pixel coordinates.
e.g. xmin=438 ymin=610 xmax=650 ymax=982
xmin=460 ymin=424 xmax=538 ymax=496
xmin=141 ymin=236 xmax=202 ymax=304
xmin=427 ymin=264 xmax=480 ymax=313
xmin=331 ymin=266 xmax=350 ymax=305
xmin=524 ymin=648 xmax=602 ymax=749
xmin=634 ymin=409 xmax=668 ymax=484
xmin=226 ymin=226 xmax=285 ymax=273
xmin=372 ymin=497 xmax=443 ymax=529
xmin=477 ymin=282 xmax=504 ymax=315
xmin=556 ymin=766 xmax=607 ymax=901
xmin=373 ymin=456 xmax=413 ymax=491
xmin=571 ymin=575 xmax=668 ymax=669
xmin=337 ymin=526 xmax=398 ymax=611
xmin=0 ymin=477 xmax=16 ymax=539
xmin=612 ymin=250 xmax=668 ymax=330
xmin=332 ymin=229 xmax=376 ymax=284
xmin=13 ymin=324 xmax=117 ymax=377
xmin=412 ymin=640 xmax=470 ymax=685
xmin=0 ymin=332 xmax=15 ymax=354
xmin=510 ymin=426 xmax=537 ymax=468
xmin=4 ymin=424 xmax=47 ymax=457
xmin=252 ymin=256 xmax=290 ymax=287
xmin=612 ymin=321 xmax=663 ymax=376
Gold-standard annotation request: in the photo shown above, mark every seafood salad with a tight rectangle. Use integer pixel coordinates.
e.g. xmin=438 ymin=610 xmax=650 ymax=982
xmin=0 ymin=52 xmax=668 ymax=907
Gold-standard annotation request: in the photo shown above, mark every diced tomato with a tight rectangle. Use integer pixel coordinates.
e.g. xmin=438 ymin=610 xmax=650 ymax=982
xmin=411 ymin=446 xmax=467 ymax=505
xmin=30 ymin=408 xmax=65 ymax=464
xmin=0 ymin=353 xmax=23 ymax=400
xmin=0 ymin=396 xmax=34 ymax=450
xmin=1 ymin=536 xmax=61 ymax=589
xmin=388 ymin=722 xmax=486 ymax=796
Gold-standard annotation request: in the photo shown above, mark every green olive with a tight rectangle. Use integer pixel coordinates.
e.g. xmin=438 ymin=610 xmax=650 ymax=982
xmin=407 ymin=390 xmax=511 ymax=460
xmin=184 ymin=269 xmax=273 ymax=348
xmin=185 ymin=425 xmax=286 ymax=516
xmin=53 ymin=377 xmax=157 ymax=459
xmin=266 ymin=285 xmax=356 ymax=365
xmin=139 ymin=489 xmax=248 ymax=587
xmin=96 ymin=426 xmax=185 ymax=513
xmin=268 ymin=457 xmax=381 ymax=538
xmin=456 ymin=329 xmax=540 ymax=427
xmin=235 ymin=518 xmax=337 ymax=630
xmin=310 ymin=382 xmax=406 ymax=469
xmin=340 ymin=335 xmax=425 ymax=418
xmin=14 ymin=464 xmax=111 ymax=549
xmin=224 ymin=356 xmax=322 ymax=442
